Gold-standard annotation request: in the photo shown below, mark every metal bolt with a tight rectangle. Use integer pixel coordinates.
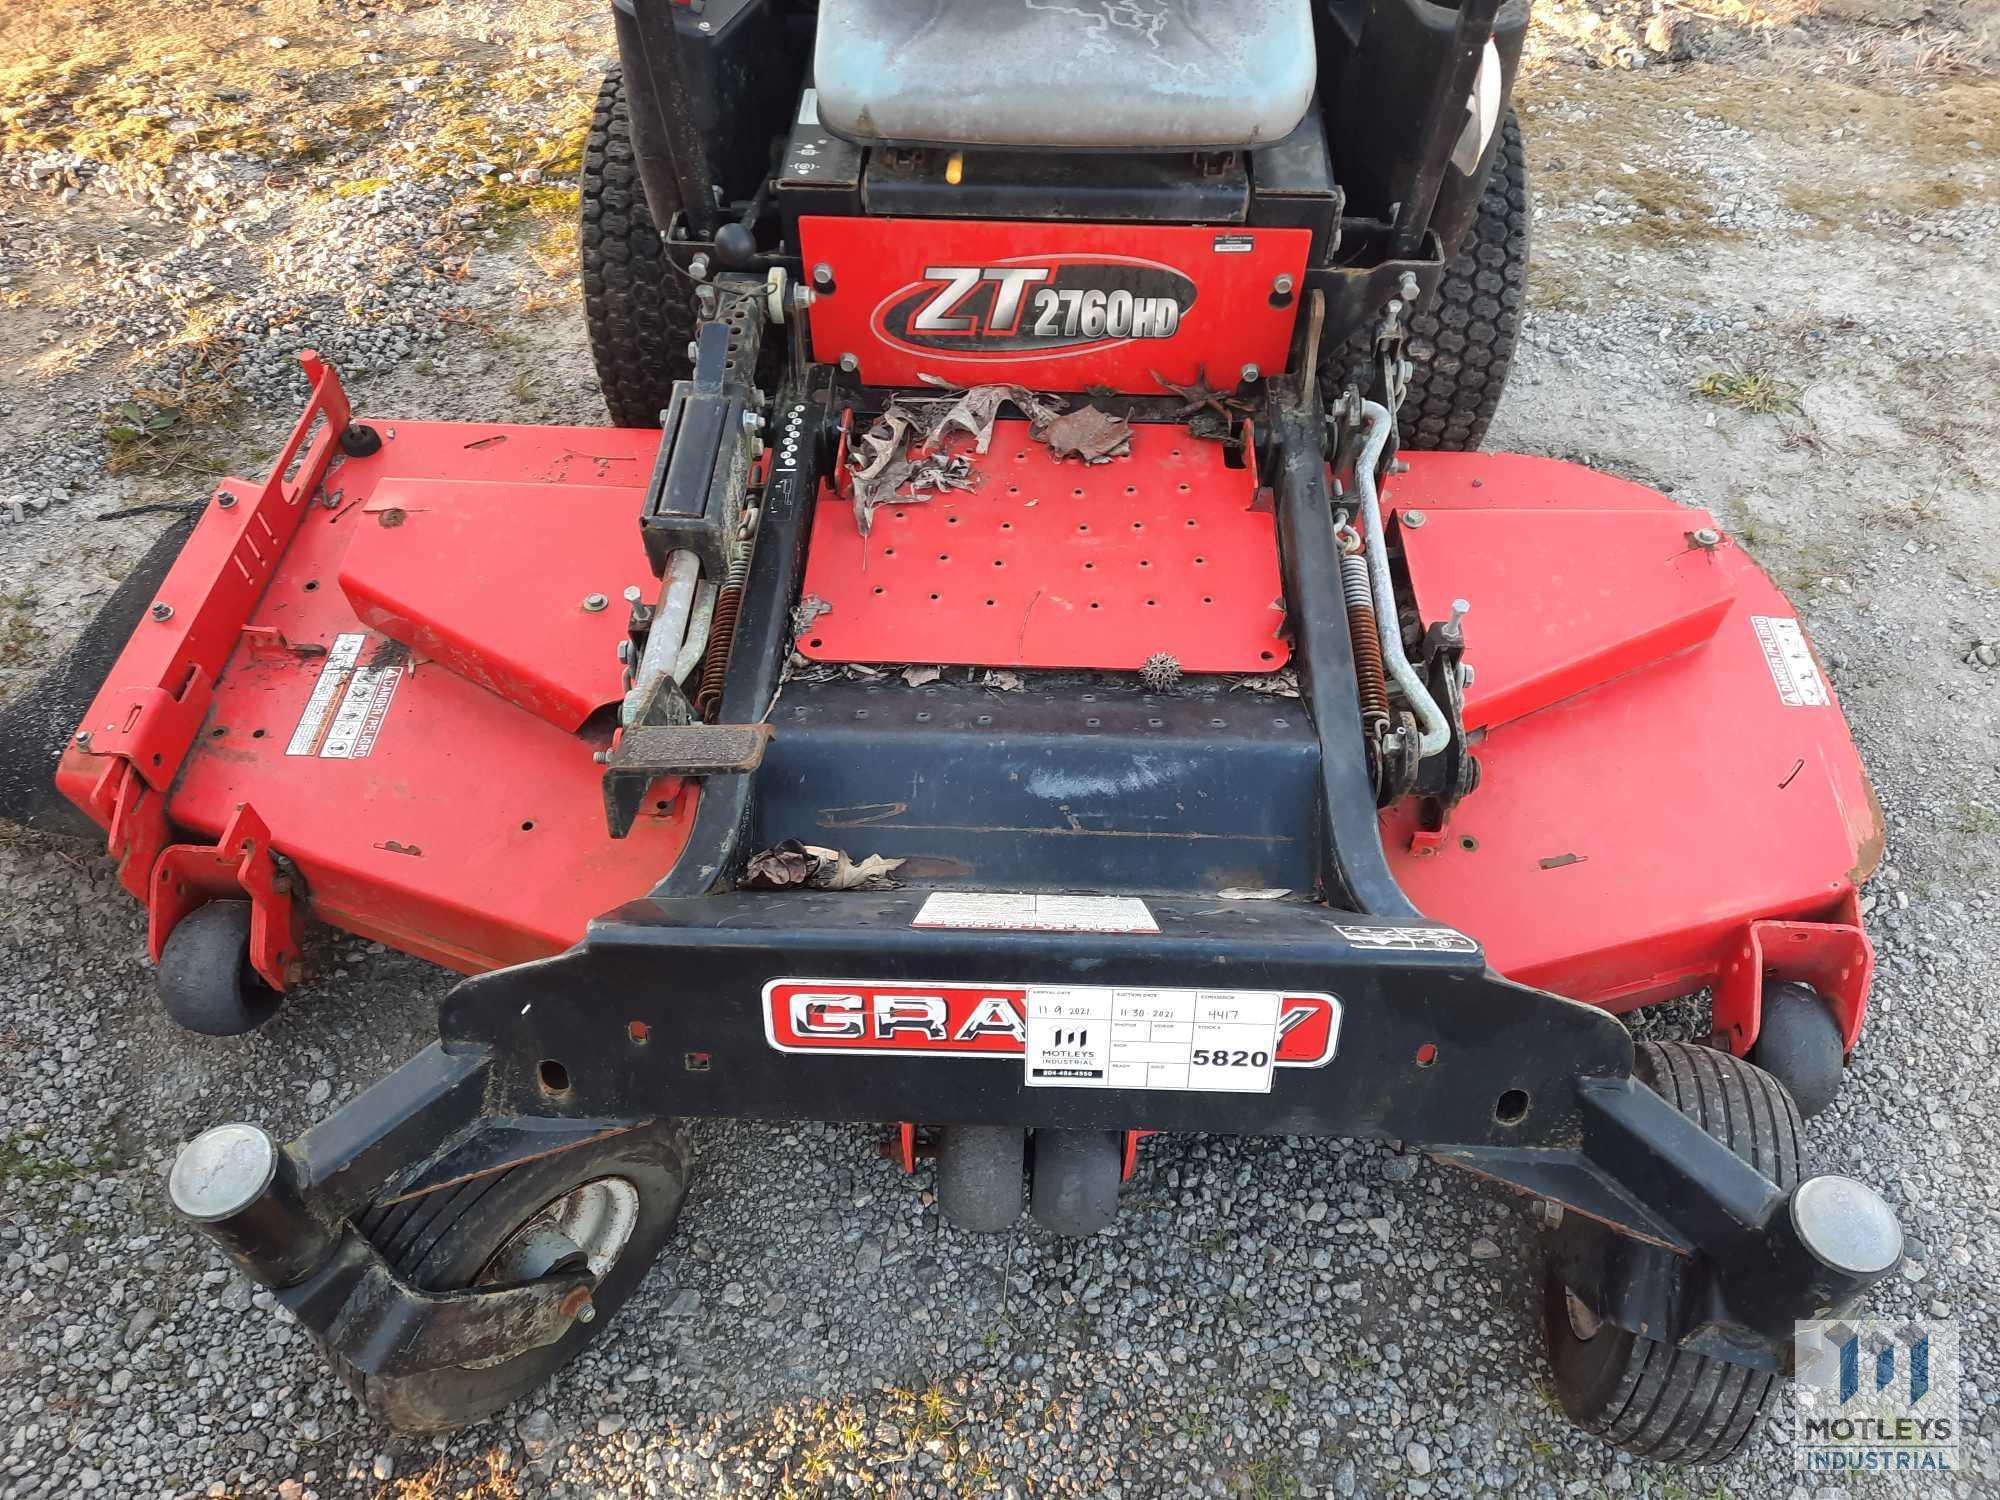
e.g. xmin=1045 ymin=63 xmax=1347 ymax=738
xmin=1272 ymin=273 xmax=1295 ymax=296
xmin=1398 ymin=271 xmax=1421 ymax=301
xmin=812 ymin=262 xmax=834 ymax=288
xmin=74 ymin=730 xmax=91 ymax=748
xmin=1692 ymin=526 xmax=1722 ymax=548
xmin=838 ymin=352 xmax=860 ymax=374
xmin=623 ymin=585 xmax=644 ymax=604
xmin=1240 ymin=363 xmax=1261 ymax=384
xmin=583 ymin=593 xmax=608 ymax=613
xmin=575 ymin=1300 xmax=596 ymax=1323
xmin=688 ymin=253 xmax=710 ymax=281
xmin=215 ymin=490 xmax=236 ymax=509
xmin=742 ymin=410 xmax=764 ymax=433
xmin=686 ymin=341 xmax=700 ymax=361
xmin=791 ymin=285 xmax=815 ymax=312
xmin=616 ymin=641 xmax=633 ymax=664
xmin=149 ymin=602 xmax=174 ymax=622
xmin=1402 ymin=510 xmax=1426 ymax=530
xmin=1448 ymin=597 xmax=1470 ymax=631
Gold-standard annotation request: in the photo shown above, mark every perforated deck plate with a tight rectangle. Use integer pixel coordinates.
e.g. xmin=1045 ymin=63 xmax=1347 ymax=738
xmin=797 ymin=420 xmax=1291 ymax=672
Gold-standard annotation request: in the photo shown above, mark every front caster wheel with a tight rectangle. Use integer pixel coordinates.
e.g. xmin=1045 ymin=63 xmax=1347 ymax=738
xmin=157 ymin=901 xmax=279 ymax=1036
xmin=1543 ymin=1041 xmax=1802 ymax=1464
xmin=330 ymin=1119 xmax=692 ymax=1433
xmin=1748 ymin=981 xmax=1845 ymax=1119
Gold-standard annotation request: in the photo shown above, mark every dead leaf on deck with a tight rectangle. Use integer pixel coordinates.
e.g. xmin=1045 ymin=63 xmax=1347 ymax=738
xmin=902 ymin=665 xmax=942 ymax=687
xmin=982 ymin=669 xmax=1025 ymax=692
xmin=1040 ymin=405 xmax=1133 ymax=464
xmin=742 ymin=840 xmax=906 ymax=891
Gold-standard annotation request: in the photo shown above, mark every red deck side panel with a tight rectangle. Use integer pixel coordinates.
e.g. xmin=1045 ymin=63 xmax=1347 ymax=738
xmin=338 ymin=477 xmax=657 ymax=732
xmin=798 ymin=420 xmax=1292 ymax=673
xmin=162 ymin=421 xmax=695 ymax=974
xmin=1381 ymin=453 xmax=1882 ymax=1013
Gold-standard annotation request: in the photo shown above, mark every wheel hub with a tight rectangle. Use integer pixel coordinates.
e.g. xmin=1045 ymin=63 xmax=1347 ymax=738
xmin=477 ymin=1176 xmax=640 ymax=1288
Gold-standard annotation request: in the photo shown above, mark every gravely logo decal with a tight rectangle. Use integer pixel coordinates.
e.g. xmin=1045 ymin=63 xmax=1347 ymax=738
xmin=764 ymin=980 xmax=1339 ymax=1067
xmin=874 ymin=257 xmax=1196 ymax=356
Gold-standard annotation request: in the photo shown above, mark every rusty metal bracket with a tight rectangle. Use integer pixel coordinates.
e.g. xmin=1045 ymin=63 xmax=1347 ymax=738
xmin=149 ymin=802 xmax=303 ymax=992
xmin=1711 ymin=891 xmax=1874 ymax=1057
xmin=61 ymin=351 xmax=352 ymax=906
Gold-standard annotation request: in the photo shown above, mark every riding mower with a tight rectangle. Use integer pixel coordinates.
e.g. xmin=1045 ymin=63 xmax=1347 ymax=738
xmin=0 ymin=0 xmax=1902 ymax=1463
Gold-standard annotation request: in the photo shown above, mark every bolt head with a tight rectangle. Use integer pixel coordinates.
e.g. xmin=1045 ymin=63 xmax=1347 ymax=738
xmin=1239 ymin=363 xmax=1261 ymax=384
xmin=576 ymin=1301 xmax=596 ymax=1323
xmin=812 ymin=262 xmax=834 ymax=288
xmin=149 ymin=601 xmax=174 ymax=622
xmin=838 ymin=352 xmax=860 ymax=374
xmin=687 ymin=253 xmax=711 ymax=281
xmin=215 ymin=490 xmax=237 ymax=509
xmin=1272 ymin=273 xmax=1295 ymax=296
xmin=622 ymin=584 xmax=644 ymax=604
xmin=1398 ymin=271 xmax=1422 ymax=301
xmin=583 ymin=593 xmax=608 ymax=612
xmin=73 ymin=730 xmax=91 ymax=748
xmin=1402 ymin=510 xmax=1426 ymax=529
xmin=1692 ymin=526 xmax=1722 ymax=548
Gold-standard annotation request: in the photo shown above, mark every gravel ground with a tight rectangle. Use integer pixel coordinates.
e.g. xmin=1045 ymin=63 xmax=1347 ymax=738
xmin=3 ymin=1 xmax=1998 ymax=1497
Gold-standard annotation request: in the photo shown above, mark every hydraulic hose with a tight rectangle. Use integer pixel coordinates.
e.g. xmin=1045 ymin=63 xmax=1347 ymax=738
xmin=1354 ymin=401 xmax=1451 ymax=757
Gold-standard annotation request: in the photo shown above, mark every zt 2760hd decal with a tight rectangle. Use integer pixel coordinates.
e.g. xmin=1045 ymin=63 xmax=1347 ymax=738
xmin=878 ymin=260 xmax=1194 ymax=354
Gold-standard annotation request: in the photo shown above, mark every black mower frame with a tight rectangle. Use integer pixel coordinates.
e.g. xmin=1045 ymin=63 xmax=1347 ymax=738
xmin=52 ymin=0 xmax=1894 ymax=1441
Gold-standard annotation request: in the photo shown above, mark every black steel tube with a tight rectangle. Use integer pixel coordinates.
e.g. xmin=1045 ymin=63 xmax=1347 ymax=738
xmin=1388 ymin=0 xmax=1505 ymax=258
xmin=615 ymin=0 xmax=721 ymax=240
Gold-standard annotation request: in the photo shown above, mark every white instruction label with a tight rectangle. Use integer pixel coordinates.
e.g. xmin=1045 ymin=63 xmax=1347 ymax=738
xmin=913 ymin=892 xmax=1158 ymax=934
xmin=1025 ymin=986 xmax=1283 ymax=1093
xmin=1750 ymin=615 xmax=1830 ymax=707
xmin=286 ymin=632 xmax=402 ymax=758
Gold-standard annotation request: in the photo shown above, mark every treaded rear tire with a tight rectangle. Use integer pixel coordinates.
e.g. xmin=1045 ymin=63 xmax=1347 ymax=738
xmin=1543 ymin=1041 xmax=1803 ymax=1464
xmin=581 ymin=70 xmax=695 ymax=429
xmin=323 ymin=1120 xmax=692 ymax=1433
xmin=1339 ymin=109 xmax=1529 ymax=451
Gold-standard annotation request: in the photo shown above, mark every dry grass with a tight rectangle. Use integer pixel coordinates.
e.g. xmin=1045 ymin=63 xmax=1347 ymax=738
xmin=1694 ymin=366 xmax=1802 ymax=415
xmin=100 ymin=331 xmax=242 ymax=478
xmin=1518 ymin=71 xmax=1737 ymax=247
xmin=377 ymin=1452 xmax=520 ymax=1500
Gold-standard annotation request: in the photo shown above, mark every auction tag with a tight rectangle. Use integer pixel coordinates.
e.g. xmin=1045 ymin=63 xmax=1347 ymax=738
xmin=1024 ymin=986 xmax=1284 ymax=1093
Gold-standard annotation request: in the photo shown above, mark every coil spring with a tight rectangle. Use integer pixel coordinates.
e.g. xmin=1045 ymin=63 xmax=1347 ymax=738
xmin=694 ymin=555 xmax=750 ymax=721
xmin=1340 ymin=550 xmax=1392 ymax=732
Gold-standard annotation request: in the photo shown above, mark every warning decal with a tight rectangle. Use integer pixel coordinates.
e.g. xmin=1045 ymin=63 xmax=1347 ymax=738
xmin=1750 ymin=615 xmax=1830 ymax=708
xmin=286 ymin=633 xmax=404 ymax=758
xmin=912 ymin=892 xmax=1159 ymax=934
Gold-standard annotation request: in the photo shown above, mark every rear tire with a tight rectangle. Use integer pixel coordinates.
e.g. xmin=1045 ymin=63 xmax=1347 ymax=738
xmin=1543 ymin=1042 xmax=1802 ymax=1464
xmin=581 ymin=70 xmax=696 ymax=429
xmin=1338 ymin=109 xmax=1530 ymax=451
xmin=329 ymin=1120 xmax=692 ymax=1433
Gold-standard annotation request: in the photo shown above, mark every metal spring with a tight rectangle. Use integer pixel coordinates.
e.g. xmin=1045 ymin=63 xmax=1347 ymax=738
xmin=1340 ymin=550 xmax=1392 ymax=732
xmin=694 ymin=556 xmax=750 ymax=721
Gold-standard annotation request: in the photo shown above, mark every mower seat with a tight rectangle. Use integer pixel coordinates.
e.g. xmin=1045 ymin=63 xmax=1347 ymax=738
xmin=813 ymin=0 xmax=1316 ymax=151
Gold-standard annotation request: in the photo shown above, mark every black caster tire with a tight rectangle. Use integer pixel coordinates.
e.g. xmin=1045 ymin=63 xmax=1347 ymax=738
xmin=330 ymin=1119 xmax=692 ymax=1433
xmin=936 ymin=1125 xmax=1025 ymax=1233
xmin=157 ymin=901 xmax=280 ymax=1036
xmin=1543 ymin=1041 xmax=1802 ymax=1464
xmin=1748 ymin=982 xmax=1845 ymax=1119
xmin=1028 ymin=1129 xmax=1122 ymax=1237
